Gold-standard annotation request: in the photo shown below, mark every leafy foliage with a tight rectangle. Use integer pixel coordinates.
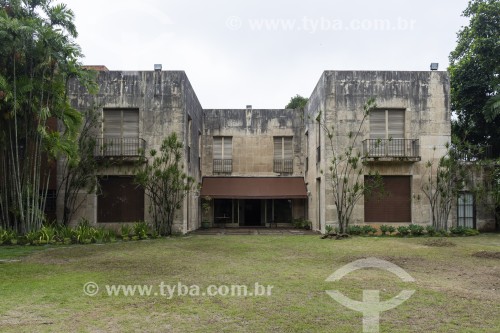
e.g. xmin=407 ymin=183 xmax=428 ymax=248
xmin=57 ymin=107 xmax=101 ymax=225
xmin=285 ymin=94 xmax=308 ymax=109
xmin=292 ymin=218 xmax=312 ymax=230
xmin=449 ymin=0 xmax=500 ymax=156
xmin=408 ymin=224 xmax=425 ymax=236
xmin=379 ymin=224 xmax=396 ymax=236
xmin=134 ymin=133 xmax=195 ymax=236
xmin=0 ymin=0 xmax=95 ymax=233
xmin=396 ymin=226 xmax=410 ymax=236
xmin=421 ymin=143 xmax=468 ymax=230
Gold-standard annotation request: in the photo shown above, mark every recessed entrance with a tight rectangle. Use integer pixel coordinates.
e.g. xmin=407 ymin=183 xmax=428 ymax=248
xmin=243 ymin=199 xmax=262 ymax=226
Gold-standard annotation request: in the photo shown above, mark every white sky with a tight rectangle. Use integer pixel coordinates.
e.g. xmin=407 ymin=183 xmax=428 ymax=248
xmin=62 ymin=0 xmax=470 ymax=109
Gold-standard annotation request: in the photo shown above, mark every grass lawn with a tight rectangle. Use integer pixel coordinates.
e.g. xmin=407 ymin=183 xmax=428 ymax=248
xmin=0 ymin=234 xmax=499 ymax=332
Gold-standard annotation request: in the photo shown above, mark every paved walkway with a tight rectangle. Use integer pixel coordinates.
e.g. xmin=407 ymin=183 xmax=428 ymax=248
xmin=190 ymin=228 xmax=320 ymax=235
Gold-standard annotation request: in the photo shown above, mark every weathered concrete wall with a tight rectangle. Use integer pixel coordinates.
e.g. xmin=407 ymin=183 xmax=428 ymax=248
xmin=63 ymin=70 xmax=203 ymax=233
xmin=202 ymin=109 xmax=304 ymax=176
xmin=305 ymin=71 xmax=451 ymax=231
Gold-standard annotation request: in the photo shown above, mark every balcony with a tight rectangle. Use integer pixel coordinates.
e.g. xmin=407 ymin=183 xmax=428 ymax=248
xmin=213 ymin=159 xmax=232 ymax=174
xmin=94 ymin=137 xmax=146 ymax=158
xmin=274 ymin=158 xmax=293 ymax=174
xmin=454 ymin=145 xmax=492 ymax=161
xmin=362 ymin=139 xmax=420 ymax=162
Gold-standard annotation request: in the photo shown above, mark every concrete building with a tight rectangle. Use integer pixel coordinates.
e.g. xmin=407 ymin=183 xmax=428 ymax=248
xmin=66 ymin=67 xmax=202 ymax=233
xmin=62 ymin=67 xmax=496 ymax=232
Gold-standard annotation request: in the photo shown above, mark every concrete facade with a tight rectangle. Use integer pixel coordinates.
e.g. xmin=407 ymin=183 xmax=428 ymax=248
xmin=61 ymin=68 xmax=496 ymax=232
xmin=64 ymin=70 xmax=203 ymax=233
xmin=304 ymin=71 xmax=452 ymax=232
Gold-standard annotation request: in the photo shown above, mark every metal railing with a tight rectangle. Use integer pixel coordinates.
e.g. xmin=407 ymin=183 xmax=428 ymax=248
xmin=454 ymin=145 xmax=491 ymax=161
xmin=213 ymin=159 xmax=232 ymax=173
xmin=273 ymin=158 xmax=293 ymax=173
xmin=362 ymin=139 xmax=420 ymax=159
xmin=94 ymin=137 xmax=146 ymax=157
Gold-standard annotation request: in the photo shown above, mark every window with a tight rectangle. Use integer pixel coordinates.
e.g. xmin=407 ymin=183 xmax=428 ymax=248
xmin=97 ymin=176 xmax=144 ymax=223
xmin=273 ymin=136 xmax=293 ymax=173
xmin=198 ymin=131 xmax=202 ymax=178
xmin=457 ymin=192 xmax=475 ymax=228
xmin=273 ymin=199 xmax=292 ymax=223
xmin=102 ymin=109 xmax=141 ymax=156
xmin=305 ymin=131 xmax=309 ymax=172
xmin=370 ymin=109 xmax=404 ymax=139
xmin=187 ymin=116 xmax=192 ymax=165
xmin=316 ymin=119 xmax=321 ymax=164
xmin=213 ymin=136 xmax=232 ymax=173
xmin=369 ymin=109 xmax=405 ymax=156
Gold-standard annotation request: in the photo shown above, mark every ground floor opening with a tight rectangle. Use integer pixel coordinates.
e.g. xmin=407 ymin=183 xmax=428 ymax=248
xmin=200 ymin=176 xmax=308 ymax=228
xmin=212 ymin=198 xmax=301 ymax=227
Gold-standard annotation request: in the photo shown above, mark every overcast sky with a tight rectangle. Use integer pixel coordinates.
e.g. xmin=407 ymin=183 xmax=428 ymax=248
xmin=62 ymin=0 xmax=470 ymax=109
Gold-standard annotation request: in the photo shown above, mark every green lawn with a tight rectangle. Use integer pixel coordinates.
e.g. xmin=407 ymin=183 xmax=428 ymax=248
xmin=0 ymin=234 xmax=499 ymax=332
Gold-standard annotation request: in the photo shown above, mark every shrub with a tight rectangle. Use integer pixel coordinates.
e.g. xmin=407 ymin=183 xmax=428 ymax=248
xmin=425 ymin=225 xmax=436 ymax=236
xmin=347 ymin=225 xmax=363 ymax=235
xmin=362 ymin=225 xmax=377 ymax=235
xmin=437 ymin=229 xmax=449 ymax=237
xmin=74 ymin=219 xmax=97 ymax=244
xmin=464 ymin=228 xmax=479 ymax=236
xmin=397 ymin=226 xmax=410 ymax=236
xmin=292 ymin=218 xmax=312 ymax=230
xmin=379 ymin=225 xmax=389 ymax=236
xmin=133 ymin=221 xmax=150 ymax=239
xmin=0 ymin=228 xmax=18 ymax=245
xmin=450 ymin=226 xmax=479 ymax=236
xmin=325 ymin=225 xmax=334 ymax=234
xmin=387 ymin=225 xmax=396 ymax=235
xmin=408 ymin=224 xmax=425 ymax=236
xmin=379 ymin=225 xmax=396 ymax=236
xmin=120 ymin=225 xmax=133 ymax=240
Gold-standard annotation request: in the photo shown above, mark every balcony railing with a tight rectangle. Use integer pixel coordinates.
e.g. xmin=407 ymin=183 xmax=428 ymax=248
xmin=94 ymin=137 xmax=146 ymax=157
xmin=362 ymin=139 xmax=420 ymax=161
xmin=454 ymin=145 xmax=492 ymax=161
xmin=213 ymin=159 xmax=232 ymax=174
xmin=274 ymin=158 xmax=293 ymax=173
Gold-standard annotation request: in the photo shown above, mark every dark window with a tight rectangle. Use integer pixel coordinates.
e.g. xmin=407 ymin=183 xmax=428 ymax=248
xmin=274 ymin=199 xmax=293 ymax=223
xmin=214 ymin=199 xmax=233 ymax=224
xmin=457 ymin=192 xmax=475 ymax=228
xmin=364 ymin=176 xmax=411 ymax=222
xmin=97 ymin=176 xmax=144 ymax=223
xmin=41 ymin=189 xmax=57 ymax=222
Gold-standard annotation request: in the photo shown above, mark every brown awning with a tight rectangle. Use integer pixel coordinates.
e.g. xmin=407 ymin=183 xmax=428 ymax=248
xmin=200 ymin=177 xmax=307 ymax=199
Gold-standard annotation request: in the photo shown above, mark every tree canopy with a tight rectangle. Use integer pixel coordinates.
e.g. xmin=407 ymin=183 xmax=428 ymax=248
xmin=0 ymin=0 xmax=94 ymax=232
xmin=285 ymin=94 xmax=308 ymax=109
xmin=449 ymin=0 xmax=500 ymax=156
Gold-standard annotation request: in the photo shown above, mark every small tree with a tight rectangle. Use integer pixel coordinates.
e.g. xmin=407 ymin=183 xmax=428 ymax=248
xmin=286 ymin=94 xmax=308 ymax=109
xmin=318 ymin=98 xmax=382 ymax=234
xmin=57 ymin=107 xmax=101 ymax=225
xmin=134 ymin=133 xmax=195 ymax=236
xmin=420 ymin=143 xmax=467 ymax=230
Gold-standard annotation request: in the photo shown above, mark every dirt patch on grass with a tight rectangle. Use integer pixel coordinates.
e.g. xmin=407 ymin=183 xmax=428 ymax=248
xmin=472 ymin=251 xmax=500 ymax=259
xmin=422 ymin=239 xmax=456 ymax=247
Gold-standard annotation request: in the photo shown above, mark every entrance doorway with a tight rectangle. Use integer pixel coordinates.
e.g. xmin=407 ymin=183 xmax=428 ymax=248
xmin=243 ymin=200 xmax=262 ymax=226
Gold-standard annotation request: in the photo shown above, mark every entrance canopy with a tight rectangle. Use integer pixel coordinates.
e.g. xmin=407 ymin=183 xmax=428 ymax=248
xmin=200 ymin=177 xmax=307 ymax=199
